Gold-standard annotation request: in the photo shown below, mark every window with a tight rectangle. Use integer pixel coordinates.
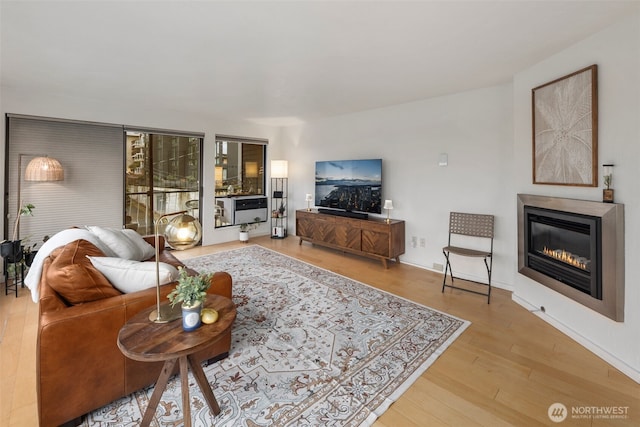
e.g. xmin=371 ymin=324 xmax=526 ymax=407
xmin=214 ymin=135 xmax=267 ymax=228
xmin=125 ymin=130 xmax=203 ymax=235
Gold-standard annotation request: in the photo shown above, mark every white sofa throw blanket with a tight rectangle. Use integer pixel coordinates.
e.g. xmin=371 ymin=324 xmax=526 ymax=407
xmin=23 ymin=227 xmax=156 ymax=303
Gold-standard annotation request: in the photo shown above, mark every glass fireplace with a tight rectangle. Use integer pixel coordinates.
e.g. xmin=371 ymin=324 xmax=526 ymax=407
xmin=524 ymin=206 xmax=601 ymax=299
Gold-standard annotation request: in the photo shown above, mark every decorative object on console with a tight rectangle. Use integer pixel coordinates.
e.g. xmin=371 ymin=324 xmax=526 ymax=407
xmin=167 ymin=267 xmax=213 ymax=331
xmin=150 ymin=211 xmax=202 ymax=323
xmin=383 ymin=199 xmax=394 ymax=224
xmin=305 ymin=193 xmax=313 ymax=211
xmin=602 ymin=164 xmax=614 ymax=203
xmin=532 ymin=65 xmax=597 ymax=187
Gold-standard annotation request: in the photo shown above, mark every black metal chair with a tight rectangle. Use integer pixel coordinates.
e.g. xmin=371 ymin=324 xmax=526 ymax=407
xmin=442 ymin=212 xmax=495 ymax=303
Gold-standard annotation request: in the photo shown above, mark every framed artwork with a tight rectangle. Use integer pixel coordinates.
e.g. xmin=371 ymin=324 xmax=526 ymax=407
xmin=532 ymin=64 xmax=598 ymax=186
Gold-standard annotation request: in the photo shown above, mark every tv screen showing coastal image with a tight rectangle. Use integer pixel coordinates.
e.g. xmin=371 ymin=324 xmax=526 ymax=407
xmin=315 ymin=159 xmax=382 ymax=214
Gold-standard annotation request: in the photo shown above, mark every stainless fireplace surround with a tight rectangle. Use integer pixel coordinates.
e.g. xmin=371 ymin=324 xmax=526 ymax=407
xmin=517 ymin=194 xmax=624 ymax=322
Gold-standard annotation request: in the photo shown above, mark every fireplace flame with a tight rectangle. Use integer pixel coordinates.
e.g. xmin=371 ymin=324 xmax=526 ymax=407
xmin=542 ymin=246 xmax=590 ymax=271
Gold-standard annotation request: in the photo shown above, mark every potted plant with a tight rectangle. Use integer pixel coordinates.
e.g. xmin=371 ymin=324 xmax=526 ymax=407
xmin=239 ymin=216 xmax=262 ymax=242
xmin=167 ymin=267 xmax=213 ymax=331
xmin=12 ymin=203 xmax=35 ymax=241
xmin=1 ymin=203 xmax=35 ymax=263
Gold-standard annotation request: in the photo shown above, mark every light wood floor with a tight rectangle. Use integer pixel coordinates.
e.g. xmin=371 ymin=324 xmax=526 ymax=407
xmin=1 ymin=236 xmax=638 ymax=426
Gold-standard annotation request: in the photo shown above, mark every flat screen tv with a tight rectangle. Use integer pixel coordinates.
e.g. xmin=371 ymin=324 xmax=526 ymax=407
xmin=315 ymin=159 xmax=382 ymax=214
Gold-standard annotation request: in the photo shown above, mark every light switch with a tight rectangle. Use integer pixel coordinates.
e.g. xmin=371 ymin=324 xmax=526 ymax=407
xmin=438 ymin=153 xmax=448 ymax=167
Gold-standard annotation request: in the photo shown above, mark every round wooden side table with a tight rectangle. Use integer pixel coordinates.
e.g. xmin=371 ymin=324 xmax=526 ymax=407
xmin=117 ymin=294 xmax=236 ymax=427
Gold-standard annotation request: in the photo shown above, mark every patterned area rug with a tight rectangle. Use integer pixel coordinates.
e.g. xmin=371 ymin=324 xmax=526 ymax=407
xmin=82 ymin=245 xmax=469 ymax=426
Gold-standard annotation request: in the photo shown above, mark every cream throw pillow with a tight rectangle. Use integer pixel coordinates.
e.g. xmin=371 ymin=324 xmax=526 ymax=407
xmin=87 ymin=256 xmax=179 ymax=294
xmin=86 ymin=226 xmax=155 ymax=261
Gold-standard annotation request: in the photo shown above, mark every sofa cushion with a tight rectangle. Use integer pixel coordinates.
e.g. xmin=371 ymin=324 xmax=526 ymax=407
xmin=85 ymin=226 xmax=155 ymax=261
xmin=46 ymin=240 xmax=122 ymax=305
xmin=87 ymin=256 xmax=179 ymax=294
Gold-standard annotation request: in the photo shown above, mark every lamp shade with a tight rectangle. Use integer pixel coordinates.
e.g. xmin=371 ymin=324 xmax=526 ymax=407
xmin=271 ymin=160 xmax=288 ymax=178
xmin=24 ymin=156 xmax=64 ymax=181
xmin=245 ymin=162 xmax=258 ymax=178
xmin=164 ymin=214 xmax=202 ymax=250
xmin=383 ymin=200 xmax=394 ymax=210
xmin=305 ymin=193 xmax=313 ymax=202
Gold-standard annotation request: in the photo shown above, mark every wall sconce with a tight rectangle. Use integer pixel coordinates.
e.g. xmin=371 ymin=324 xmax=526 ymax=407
xmin=305 ymin=193 xmax=313 ymax=211
xmin=271 ymin=160 xmax=288 ymax=178
xmin=602 ymin=164 xmax=614 ymax=203
xmin=383 ymin=199 xmax=394 ymax=223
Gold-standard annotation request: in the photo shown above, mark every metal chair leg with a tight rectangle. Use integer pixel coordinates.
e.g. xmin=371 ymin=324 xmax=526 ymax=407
xmin=484 ymin=256 xmax=492 ymax=304
xmin=442 ymin=251 xmax=454 ymax=292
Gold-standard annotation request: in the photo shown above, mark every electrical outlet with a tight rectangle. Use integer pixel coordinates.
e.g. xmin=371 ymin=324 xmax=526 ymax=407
xmin=411 ymin=236 xmax=417 ymax=248
xmin=419 ymin=237 xmax=426 ymax=248
xmin=433 ymin=263 xmax=444 ymax=272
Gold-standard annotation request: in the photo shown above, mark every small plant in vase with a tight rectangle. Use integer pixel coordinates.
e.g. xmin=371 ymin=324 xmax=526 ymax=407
xmin=239 ymin=216 xmax=262 ymax=242
xmin=167 ymin=267 xmax=213 ymax=331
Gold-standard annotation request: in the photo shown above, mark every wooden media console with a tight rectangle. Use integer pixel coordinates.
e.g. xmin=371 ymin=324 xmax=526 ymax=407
xmin=296 ymin=209 xmax=405 ymax=268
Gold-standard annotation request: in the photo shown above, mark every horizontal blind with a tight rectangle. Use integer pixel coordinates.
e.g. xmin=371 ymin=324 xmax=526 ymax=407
xmin=6 ymin=117 xmax=124 ymax=245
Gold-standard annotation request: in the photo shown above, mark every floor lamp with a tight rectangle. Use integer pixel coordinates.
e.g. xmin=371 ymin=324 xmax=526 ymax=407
xmin=14 ymin=154 xmax=64 ymax=240
xmin=149 ymin=211 xmax=202 ymax=323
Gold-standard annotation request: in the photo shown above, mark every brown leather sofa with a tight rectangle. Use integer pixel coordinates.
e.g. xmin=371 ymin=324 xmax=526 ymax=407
xmin=36 ymin=237 xmax=232 ymax=427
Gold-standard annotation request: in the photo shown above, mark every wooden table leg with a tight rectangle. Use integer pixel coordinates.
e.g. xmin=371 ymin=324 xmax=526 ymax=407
xmin=188 ymin=354 xmax=221 ymax=416
xmin=141 ymin=358 xmax=177 ymax=427
xmin=179 ymin=356 xmax=192 ymax=427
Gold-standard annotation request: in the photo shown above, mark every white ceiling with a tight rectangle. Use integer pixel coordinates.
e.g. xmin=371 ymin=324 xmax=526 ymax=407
xmin=2 ymin=1 xmax=639 ymax=126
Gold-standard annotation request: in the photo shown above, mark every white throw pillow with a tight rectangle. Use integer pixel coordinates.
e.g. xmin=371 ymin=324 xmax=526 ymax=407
xmin=86 ymin=226 xmax=154 ymax=261
xmin=87 ymin=256 xmax=179 ymax=294
xmin=121 ymin=228 xmax=156 ymax=260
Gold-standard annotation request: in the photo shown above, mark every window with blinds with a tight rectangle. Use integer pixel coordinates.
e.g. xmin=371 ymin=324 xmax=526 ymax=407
xmin=4 ymin=116 xmax=123 ymax=247
xmin=4 ymin=115 xmax=205 ymax=249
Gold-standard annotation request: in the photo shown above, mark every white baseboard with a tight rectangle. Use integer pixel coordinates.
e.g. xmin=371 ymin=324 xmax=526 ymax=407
xmin=512 ymin=294 xmax=640 ymax=384
xmin=403 ymin=260 xmax=514 ymax=292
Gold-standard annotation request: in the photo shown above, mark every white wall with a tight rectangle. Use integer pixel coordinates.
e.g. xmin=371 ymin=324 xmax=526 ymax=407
xmin=0 ymin=87 xmax=278 ymax=246
xmin=279 ymin=13 xmax=640 ymax=381
xmin=280 ymin=83 xmax=515 ymax=289
xmin=512 ymin=13 xmax=640 ymax=380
